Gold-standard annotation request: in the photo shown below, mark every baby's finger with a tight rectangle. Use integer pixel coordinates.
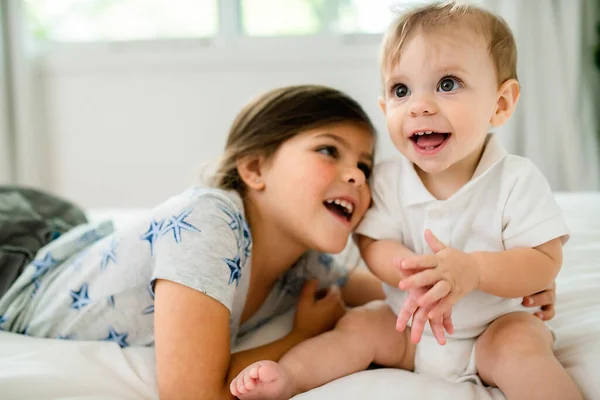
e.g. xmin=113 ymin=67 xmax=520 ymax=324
xmin=428 ymin=295 xmax=456 ymax=320
xmin=410 ymin=307 xmax=428 ymax=344
xmin=396 ymin=298 xmax=419 ymax=332
xmin=429 ymin=316 xmax=447 ymax=345
xmin=417 ymin=280 xmax=451 ymax=308
xmin=400 ymin=255 xmax=439 ymax=269
xmin=442 ymin=311 xmax=454 ymax=334
xmin=399 ymin=269 xmax=440 ymax=290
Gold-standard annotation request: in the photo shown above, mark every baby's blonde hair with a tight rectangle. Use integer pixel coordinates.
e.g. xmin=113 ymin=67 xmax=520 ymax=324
xmin=381 ymin=1 xmax=518 ymax=85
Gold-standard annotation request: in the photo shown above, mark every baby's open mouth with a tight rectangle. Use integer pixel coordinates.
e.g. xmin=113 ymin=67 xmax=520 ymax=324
xmin=324 ymin=198 xmax=354 ymax=222
xmin=410 ymin=131 xmax=451 ymax=150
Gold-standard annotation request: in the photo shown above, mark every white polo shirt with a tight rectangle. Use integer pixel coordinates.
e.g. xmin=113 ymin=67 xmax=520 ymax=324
xmin=356 ymin=134 xmax=569 ymax=339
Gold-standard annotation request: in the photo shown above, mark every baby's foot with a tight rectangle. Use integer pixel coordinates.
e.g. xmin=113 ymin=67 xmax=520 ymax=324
xmin=230 ymin=360 xmax=293 ymax=400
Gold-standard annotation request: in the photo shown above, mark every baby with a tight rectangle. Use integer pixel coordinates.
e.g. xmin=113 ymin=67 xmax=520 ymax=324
xmin=230 ymin=2 xmax=582 ymax=399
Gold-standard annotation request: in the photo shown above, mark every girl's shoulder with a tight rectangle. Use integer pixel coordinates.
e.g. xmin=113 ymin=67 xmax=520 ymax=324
xmin=152 ymin=187 xmax=245 ymax=221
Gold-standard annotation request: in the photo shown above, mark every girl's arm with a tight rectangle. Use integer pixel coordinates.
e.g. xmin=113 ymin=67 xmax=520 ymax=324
xmin=154 ymin=279 xmax=345 ymax=400
xmin=154 ymin=279 xmax=235 ymax=400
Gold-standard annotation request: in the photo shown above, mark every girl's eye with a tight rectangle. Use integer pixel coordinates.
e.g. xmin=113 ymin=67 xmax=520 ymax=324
xmin=358 ymin=163 xmax=372 ymax=180
xmin=393 ymin=84 xmax=410 ymax=98
xmin=317 ymin=146 xmax=339 ymax=158
xmin=438 ymin=76 xmax=462 ymax=92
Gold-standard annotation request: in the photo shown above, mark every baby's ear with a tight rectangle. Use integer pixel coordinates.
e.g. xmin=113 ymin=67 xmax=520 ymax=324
xmin=236 ymin=155 xmax=266 ymax=191
xmin=490 ymin=79 xmax=520 ymax=127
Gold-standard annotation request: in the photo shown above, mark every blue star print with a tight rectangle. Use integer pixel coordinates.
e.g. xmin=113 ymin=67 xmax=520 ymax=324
xmin=148 ymin=281 xmax=155 ymax=299
xmin=161 ymin=208 xmax=200 ymax=243
xmin=225 ymin=256 xmax=242 ymax=285
xmin=31 ymin=279 xmax=41 ymax=298
xmin=281 ymin=273 xmax=306 ymax=297
xmin=0 ymin=315 xmax=6 ymax=330
xmin=70 ymin=282 xmax=91 ymax=310
xmin=140 ymin=218 xmax=165 ymax=255
xmin=318 ymin=254 xmax=334 ymax=271
xmin=103 ymin=325 xmax=129 ymax=348
xmin=32 ymin=252 xmax=58 ymax=279
xmin=218 ymin=205 xmax=252 ymax=256
xmin=218 ymin=205 xmax=241 ymax=230
xmin=142 ymin=304 xmax=154 ymax=315
xmin=241 ymin=218 xmax=251 ymax=257
xmin=100 ymin=239 xmax=118 ymax=271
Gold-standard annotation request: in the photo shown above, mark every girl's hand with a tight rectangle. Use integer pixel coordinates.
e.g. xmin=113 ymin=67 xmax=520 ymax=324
xmin=293 ymin=280 xmax=346 ymax=338
xmin=398 ymin=229 xmax=480 ymax=319
xmin=523 ymin=281 xmax=557 ymax=321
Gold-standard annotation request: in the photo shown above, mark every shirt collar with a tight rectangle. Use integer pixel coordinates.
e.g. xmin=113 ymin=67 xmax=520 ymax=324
xmin=400 ymin=133 xmax=508 ymax=206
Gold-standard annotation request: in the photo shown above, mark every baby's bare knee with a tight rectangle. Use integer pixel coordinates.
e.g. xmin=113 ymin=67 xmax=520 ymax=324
xmin=335 ymin=301 xmax=394 ymax=337
xmin=478 ymin=312 xmax=554 ymax=368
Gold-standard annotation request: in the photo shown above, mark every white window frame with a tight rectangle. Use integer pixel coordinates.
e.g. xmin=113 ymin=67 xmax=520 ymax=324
xmin=34 ymin=0 xmax=385 ymax=73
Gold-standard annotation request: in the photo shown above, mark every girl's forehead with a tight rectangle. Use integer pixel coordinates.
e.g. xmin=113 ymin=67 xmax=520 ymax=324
xmin=299 ymin=123 xmax=375 ymax=150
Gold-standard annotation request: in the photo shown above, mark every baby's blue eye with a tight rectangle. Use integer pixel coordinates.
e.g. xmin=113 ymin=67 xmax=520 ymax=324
xmin=438 ymin=77 xmax=461 ymax=92
xmin=393 ymin=84 xmax=410 ymax=98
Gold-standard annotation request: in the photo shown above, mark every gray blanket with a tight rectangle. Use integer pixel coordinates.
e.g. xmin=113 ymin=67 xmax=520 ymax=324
xmin=0 ymin=186 xmax=87 ymax=298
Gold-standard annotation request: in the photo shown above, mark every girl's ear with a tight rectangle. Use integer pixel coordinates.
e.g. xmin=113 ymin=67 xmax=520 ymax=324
xmin=236 ymin=155 xmax=266 ymax=191
xmin=490 ymin=79 xmax=520 ymax=127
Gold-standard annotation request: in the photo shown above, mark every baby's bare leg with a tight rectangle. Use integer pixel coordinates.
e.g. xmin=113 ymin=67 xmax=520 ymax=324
xmin=231 ymin=301 xmax=415 ymax=400
xmin=476 ymin=312 xmax=582 ymax=400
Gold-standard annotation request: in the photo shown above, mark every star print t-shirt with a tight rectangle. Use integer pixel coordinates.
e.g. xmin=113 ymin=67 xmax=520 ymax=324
xmin=0 ymin=188 xmax=349 ymax=348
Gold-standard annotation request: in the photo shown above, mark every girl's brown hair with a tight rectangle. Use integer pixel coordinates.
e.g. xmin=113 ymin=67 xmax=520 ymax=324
xmin=213 ymin=84 xmax=376 ymax=194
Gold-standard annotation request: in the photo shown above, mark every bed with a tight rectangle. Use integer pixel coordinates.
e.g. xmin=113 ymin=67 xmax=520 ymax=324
xmin=0 ymin=192 xmax=598 ymax=399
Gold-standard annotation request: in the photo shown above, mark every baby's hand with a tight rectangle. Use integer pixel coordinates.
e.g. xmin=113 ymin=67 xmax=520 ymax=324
xmin=396 ymin=288 xmax=454 ymax=345
xmin=398 ymin=229 xmax=480 ymax=320
xmin=394 ymin=259 xmax=454 ymax=345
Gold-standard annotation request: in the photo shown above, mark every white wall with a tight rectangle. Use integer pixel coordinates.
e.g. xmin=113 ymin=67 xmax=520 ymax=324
xmin=39 ymin=37 xmax=398 ymax=209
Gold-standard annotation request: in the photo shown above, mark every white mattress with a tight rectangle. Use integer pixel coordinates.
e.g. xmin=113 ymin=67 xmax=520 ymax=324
xmin=0 ymin=193 xmax=599 ymax=399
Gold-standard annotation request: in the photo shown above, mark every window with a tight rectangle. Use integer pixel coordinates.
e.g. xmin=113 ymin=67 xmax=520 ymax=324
xmin=24 ymin=0 xmax=443 ymax=43
xmin=25 ymin=0 xmax=218 ymax=42
xmin=241 ymin=0 xmax=434 ymax=36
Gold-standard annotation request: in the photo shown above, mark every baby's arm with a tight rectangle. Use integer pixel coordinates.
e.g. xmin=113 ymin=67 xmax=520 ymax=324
xmin=471 ymin=238 xmax=562 ymax=298
xmin=356 ymin=234 xmax=415 ymax=287
xmin=400 ymin=231 xmax=563 ymax=318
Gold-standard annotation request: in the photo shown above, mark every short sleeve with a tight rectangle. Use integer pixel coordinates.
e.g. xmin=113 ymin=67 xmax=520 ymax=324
xmin=151 ymin=194 xmax=246 ymax=313
xmin=502 ymin=158 xmax=570 ymax=249
xmin=355 ymin=161 xmax=403 ymax=241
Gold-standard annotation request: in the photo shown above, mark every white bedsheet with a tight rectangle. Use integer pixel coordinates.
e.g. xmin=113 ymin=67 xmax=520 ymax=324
xmin=0 ymin=193 xmax=598 ymax=399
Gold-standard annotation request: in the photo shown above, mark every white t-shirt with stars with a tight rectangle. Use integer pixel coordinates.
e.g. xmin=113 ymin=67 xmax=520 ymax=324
xmin=355 ymin=134 xmax=570 ymax=339
xmin=0 ymin=188 xmax=348 ymax=348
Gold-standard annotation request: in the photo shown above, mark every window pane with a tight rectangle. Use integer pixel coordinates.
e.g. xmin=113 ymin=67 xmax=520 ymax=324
xmin=338 ymin=0 xmax=433 ymax=34
xmin=241 ymin=0 xmax=325 ymax=36
xmin=25 ymin=0 xmax=218 ymax=42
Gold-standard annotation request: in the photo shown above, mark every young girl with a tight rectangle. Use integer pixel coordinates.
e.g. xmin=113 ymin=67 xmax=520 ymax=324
xmin=0 ymin=85 xmax=557 ymax=400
